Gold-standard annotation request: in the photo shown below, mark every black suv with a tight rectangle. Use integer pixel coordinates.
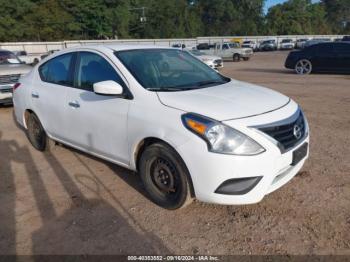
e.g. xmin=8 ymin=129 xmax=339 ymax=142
xmin=285 ymin=42 xmax=350 ymax=74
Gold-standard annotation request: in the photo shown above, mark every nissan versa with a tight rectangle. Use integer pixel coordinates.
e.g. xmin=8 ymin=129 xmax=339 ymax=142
xmin=13 ymin=46 xmax=309 ymax=209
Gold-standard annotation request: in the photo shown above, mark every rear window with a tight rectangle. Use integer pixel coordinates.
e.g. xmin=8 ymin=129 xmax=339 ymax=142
xmin=39 ymin=53 xmax=75 ymax=86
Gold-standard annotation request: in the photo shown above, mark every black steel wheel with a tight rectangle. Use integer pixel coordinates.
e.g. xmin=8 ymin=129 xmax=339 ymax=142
xmin=139 ymin=143 xmax=193 ymax=209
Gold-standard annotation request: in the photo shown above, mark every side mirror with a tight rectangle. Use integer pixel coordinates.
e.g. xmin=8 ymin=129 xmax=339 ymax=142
xmin=93 ymin=81 xmax=123 ymax=96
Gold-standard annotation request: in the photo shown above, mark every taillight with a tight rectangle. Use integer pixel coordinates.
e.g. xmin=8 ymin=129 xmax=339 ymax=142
xmin=13 ymin=83 xmax=21 ymax=91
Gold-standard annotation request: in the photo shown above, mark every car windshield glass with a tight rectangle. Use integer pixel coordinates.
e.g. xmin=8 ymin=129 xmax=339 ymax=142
xmin=229 ymin=43 xmax=239 ymax=48
xmin=116 ymin=49 xmax=229 ymax=91
xmin=0 ymin=51 xmax=21 ymax=65
xmin=282 ymin=39 xmax=292 ymax=43
xmin=263 ymin=40 xmax=274 ymax=44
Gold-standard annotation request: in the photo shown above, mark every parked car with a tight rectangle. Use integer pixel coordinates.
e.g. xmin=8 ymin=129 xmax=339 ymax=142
xmin=295 ymin=38 xmax=309 ymax=49
xmin=41 ymin=50 xmax=60 ymax=60
xmin=0 ymin=50 xmax=32 ymax=105
xmin=13 ymin=45 xmax=309 ymax=209
xmin=342 ymin=36 xmax=350 ymax=42
xmin=259 ymin=40 xmax=277 ymax=51
xmin=285 ymin=42 xmax=350 ymax=75
xmin=13 ymin=51 xmax=40 ymax=65
xmin=196 ymin=42 xmax=253 ymax=62
xmin=303 ymin=38 xmax=330 ymax=48
xmin=188 ymin=50 xmax=223 ymax=69
xmin=241 ymin=40 xmax=258 ymax=51
xmin=280 ymin=39 xmax=295 ymax=50
xmin=172 ymin=43 xmax=186 ymax=49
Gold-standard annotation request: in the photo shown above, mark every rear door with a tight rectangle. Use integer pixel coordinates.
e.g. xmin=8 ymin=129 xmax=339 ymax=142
xmin=32 ymin=52 xmax=76 ymax=140
xmin=64 ymin=51 xmax=131 ymax=165
xmin=312 ymin=44 xmax=335 ymax=71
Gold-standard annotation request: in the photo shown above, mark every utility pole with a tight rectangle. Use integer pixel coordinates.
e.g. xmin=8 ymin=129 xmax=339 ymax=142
xmin=129 ymin=7 xmax=147 ymax=23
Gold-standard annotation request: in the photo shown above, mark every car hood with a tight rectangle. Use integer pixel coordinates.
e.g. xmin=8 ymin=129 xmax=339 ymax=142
xmin=0 ymin=64 xmax=32 ymax=76
xmin=198 ymin=55 xmax=221 ymax=61
xmin=157 ymin=79 xmax=290 ymax=121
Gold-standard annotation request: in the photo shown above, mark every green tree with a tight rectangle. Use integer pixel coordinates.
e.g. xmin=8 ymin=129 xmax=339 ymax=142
xmin=322 ymin=0 xmax=350 ymax=34
xmin=266 ymin=0 xmax=330 ymax=35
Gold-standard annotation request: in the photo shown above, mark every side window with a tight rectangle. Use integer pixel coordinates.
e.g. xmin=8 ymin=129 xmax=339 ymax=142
xmin=334 ymin=44 xmax=350 ymax=53
xmin=317 ymin=44 xmax=333 ymax=53
xmin=39 ymin=53 xmax=74 ymax=86
xmin=76 ymin=52 xmax=125 ymax=91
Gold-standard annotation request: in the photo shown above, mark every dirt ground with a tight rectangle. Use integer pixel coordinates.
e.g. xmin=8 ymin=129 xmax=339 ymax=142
xmin=0 ymin=51 xmax=349 ymax=255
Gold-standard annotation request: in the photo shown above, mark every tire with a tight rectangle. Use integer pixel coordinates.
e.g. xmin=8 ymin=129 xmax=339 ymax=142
xmin=26 ymin=113 xmax=55 ymax=152
xmin=295 ymin=59 xmax=312 ymax=75
xmin=139 ymin=143 xmax=193 ymax=209
xmin=243 ymin=57 xmax=250 ymax=61
xmin=233 ymin=54 xmax=240 ymax=62
xmin=33 ymin=58 xmax=39 ymax=66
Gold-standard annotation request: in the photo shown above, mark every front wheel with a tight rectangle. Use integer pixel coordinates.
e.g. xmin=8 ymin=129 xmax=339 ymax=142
xmin=139 ymin=143 xmax=193 ymax=209
xmin=26 ymin=113 xmax=54 ymax=152
xmin=233 ymin=54 xmax=240 ymax=62
xmin=295 ymin=59 xmax=312 ymax=75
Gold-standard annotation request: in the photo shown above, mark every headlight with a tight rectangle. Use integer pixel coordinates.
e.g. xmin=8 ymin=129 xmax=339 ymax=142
xmin=182 ymin=113 xmax=265 ymax=155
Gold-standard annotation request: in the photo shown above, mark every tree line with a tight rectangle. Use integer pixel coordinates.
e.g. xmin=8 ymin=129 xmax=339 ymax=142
xmin=0 ymin=0 xmax=349 ymax=42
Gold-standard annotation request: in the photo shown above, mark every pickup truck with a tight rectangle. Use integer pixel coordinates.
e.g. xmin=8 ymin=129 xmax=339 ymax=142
xmin=195 ymin=42 xmax=253 ymax=62
xmin=13 ymin=51 xmax=40 ymax=65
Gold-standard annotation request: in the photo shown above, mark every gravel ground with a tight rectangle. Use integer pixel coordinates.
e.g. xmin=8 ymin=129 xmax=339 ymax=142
xmin=0 ymin=51 xmax=349 ymax=255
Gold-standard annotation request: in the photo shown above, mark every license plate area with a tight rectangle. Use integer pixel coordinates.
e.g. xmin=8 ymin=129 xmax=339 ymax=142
xmin=292 ymin=143 xmax=308 ymax=166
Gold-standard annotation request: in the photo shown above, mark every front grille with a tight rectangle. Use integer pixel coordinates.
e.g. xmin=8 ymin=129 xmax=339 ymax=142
xmin=258 ymin=111 xmax=306 ymax=152
xmin=0 ymin=74 xmax=21 ymax=85
xmin=0 ymin=88 xmax=12 ymax=93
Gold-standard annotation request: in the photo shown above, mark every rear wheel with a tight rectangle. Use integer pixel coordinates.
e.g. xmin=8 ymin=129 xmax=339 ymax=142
xmin=233 ymin=54 xmax=240 ymax=62
xmin=295 ymin=59 xmax=312 ymax=75
xmin=139 ymin=143 xmax=193 ymax=209
xmin=26 ymin=113 xmax=54 ymax=152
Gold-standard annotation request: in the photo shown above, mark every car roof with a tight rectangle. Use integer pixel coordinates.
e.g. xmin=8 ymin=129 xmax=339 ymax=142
xmin=100 ymin=44 xmax=174 ymax=52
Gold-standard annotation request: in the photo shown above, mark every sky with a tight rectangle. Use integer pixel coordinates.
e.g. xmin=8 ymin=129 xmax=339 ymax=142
xmin=264 ymin=0 xmax=320 ymax=13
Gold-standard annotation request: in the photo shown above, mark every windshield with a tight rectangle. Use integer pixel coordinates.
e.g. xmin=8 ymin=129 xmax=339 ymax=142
xmin=116 ymin=49 xmax=229 ymax=92
xmin=229 ymin=43 xmax=240 ymax=48
xmin=0 ymin=51 xmax=21 ymax=65
xmin=282 ymin=39 xmax=292 ymax=43
xmin=263 ymin=40 xmax=274 ymax=44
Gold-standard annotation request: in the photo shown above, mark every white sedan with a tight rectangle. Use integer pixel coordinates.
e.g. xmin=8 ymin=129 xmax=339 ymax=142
xmin=13 ymin=45 xmax=309 ymax=209
xmin=188 ymin=50 xmax=223 ymax=69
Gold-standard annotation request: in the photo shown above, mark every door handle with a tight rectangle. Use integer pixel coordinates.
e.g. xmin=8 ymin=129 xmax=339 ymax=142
xmin=31 ymin=92 xmax=39 ymax=98
xmin=69 ymin=101 xmax=80 ymax=108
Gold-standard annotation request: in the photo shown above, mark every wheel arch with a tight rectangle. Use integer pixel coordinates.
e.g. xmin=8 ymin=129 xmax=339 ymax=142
xmin=133 ymin=137 xmax=196 ymax=198
xmin=24 ymin=109 xmax=35 ymax=129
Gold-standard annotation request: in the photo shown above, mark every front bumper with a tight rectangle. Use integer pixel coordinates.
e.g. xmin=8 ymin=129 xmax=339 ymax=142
xmin=176 ymin=105 xmax=309 ymax=205
xmin=0 ymin=84 xmax=14 ymax=104
xmin=205 ymin=60 xmax=224 ymax=69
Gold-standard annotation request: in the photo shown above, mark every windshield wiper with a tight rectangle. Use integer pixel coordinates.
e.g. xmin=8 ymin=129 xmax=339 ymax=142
xmin=147 ymin=87 xmax=185 ymax=92
xmin=196 ymin=80 xmax=226 ymax=87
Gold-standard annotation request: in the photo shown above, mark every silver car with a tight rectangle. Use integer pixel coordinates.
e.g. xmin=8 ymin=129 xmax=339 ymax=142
xmin=0 ymin=50 xmax=32 ymax=105
xmin=189 ymin=50 xmax=223 ymax=69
